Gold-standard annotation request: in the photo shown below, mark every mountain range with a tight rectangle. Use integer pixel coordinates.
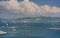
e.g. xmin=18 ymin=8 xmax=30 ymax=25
xmin=0 ymin=17 xmax=60 ymax=23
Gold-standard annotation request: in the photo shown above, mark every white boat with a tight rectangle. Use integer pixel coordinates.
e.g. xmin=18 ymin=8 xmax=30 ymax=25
xmin=0 ymin=31 xmax=7 ymax=34
xmin=48 ymin=28 xmax=60 ymax=30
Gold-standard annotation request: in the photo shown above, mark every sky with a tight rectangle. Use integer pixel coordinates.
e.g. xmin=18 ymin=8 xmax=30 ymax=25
xmin=0 ymin=0 xmax=60 ymax=18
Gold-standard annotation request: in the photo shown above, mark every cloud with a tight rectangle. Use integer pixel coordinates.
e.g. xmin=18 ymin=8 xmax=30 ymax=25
xmin=0 ymin=0 xmax=60 ymax=17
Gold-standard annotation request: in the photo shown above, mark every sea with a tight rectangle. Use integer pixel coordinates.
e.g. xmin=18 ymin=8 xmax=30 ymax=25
xmin=0 ymin=19 xmax=60 ymax=38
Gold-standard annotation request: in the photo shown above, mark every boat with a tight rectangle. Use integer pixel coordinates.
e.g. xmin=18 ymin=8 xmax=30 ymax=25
xmin=0 ymin=31 xmax=7 ymax=34
xmin=48 ymin=28 xmax=60 ymax=30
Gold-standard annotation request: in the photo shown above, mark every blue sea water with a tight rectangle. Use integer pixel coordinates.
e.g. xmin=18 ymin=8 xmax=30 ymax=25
xmin=0 ymin=22 xmax=60 ymax=38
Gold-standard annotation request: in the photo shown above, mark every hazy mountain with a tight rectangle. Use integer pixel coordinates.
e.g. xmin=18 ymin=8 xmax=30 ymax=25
xmin=0 ymin=17 xmax=60 ymax=23
xmin=0 ymin=18 xmax=9 ymax=23
xmin=10 ymin=17 xmax=60 ymax=23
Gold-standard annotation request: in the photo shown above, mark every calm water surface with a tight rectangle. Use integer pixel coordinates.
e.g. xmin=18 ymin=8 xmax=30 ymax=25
xmin=0 ymin=22 xmax=60 ymax=38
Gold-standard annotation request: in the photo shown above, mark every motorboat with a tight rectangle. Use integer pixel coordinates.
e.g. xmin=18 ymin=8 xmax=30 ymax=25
xmin=0 ymin=31 xmax=7 ymax=34
xmin=48 ymin=28 xmax=60 ymax=30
